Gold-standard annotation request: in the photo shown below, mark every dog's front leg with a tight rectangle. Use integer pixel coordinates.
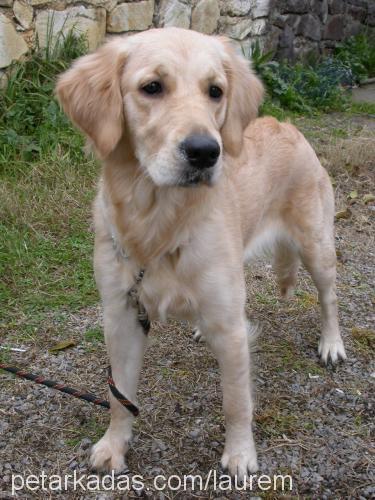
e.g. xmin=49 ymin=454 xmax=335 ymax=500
xmin=204 ymin=320 xmax=258 ymax=478
xmin=90 ymin=301 xmax=147 ymax=473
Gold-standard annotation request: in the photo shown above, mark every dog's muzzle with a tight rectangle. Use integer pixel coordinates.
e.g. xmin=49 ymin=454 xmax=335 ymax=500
xmin=179 ymin=134 xmax=220 ymax=186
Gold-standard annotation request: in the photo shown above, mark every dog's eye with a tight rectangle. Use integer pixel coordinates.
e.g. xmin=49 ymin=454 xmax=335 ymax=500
xmin=209 ymin=85 xmax=223 ymax=99
xmin=141 ymin=81 xmax=163 ymax=96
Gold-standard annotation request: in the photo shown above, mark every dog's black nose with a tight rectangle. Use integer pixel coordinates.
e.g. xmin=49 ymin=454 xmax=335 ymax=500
xmin=181 ymin=135 xmax=220 ymax=169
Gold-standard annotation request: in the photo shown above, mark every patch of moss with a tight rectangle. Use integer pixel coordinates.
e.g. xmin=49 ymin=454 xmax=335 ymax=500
xmin=352 ymin=327 xmax=374 ymax=354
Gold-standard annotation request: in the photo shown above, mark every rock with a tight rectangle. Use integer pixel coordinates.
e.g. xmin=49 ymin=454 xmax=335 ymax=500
xmin=347 ymin=4 xmax=367 ymax=23
xmin=223 ymin=17 xmax=252 ymax=39
xmin=249 ymin=18 xmax=267 ymax=35
xmin=0 ymin=419 xmax=9 ymax=434
xmin=13 ymin=0 xmax=34 ymax=30
xmin=71 ymin=0 xmax=117 ymax=9
xmin=192 ymin=0 xmax=220 ymax=34
xmin=323 ymin=14 xmax=345 ymax=40
xmin=278 ymin=24 xmax=294 ymax=58
xmin=285 ymin=13 xmax=301 ymax=29
xmin=224 ymin=0 xmax=251 ymax=16
xmin=328 ymin=0 xmax=346 ymax=15
xmin=224 ymin=17 xmax=267 ymax=39
xmin=347 ymin=0 xmax=367 ymax=7
xmin=273 ymin=13 xmax=287 ymax=29
xmin=293 ymin=36 xmax=319 ymax=58
xmin=251 ymin=0 xmax=271 ymax=18
xmin=36 ymin=7 xmax=106 ymax=50
xmin=30 ymin=0 xmax=49 ymax=5
xmin=152 ymin=439 xmax=167 ymax=452
xmin=345 ymin=19 xmax=363 ymax=37
xmin=296 ymin=14 xmax=321 ymax=41
xmin=189 ymin=429 xmax=200 ymax=440
xmin=369 ymin=3 xmax=375 ymax=26
xmin=311 ymin=0 xmax=328 ymax=23
xmin=278 ymin=0 xmax=309 ymax=15
xmin=264 ymin=25 xmax=282 ymax=52
xmin=108 ymin=0 xmax=154 ymax=32
xmin=321 ymin=0 xmax=329 ymax=23
xmin=363 ymin=486 xmax=375 ymax=497
xmin=160 ymin=0 xmax=191 ymax=29
xmin=0 ymin=14 xmax=28 ymax=69
xmin=0 ymin=0 xmax=12 ymax=6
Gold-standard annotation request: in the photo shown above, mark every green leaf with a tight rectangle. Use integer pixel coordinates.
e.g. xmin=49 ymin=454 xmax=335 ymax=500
xmin=49 ymin=339 xmax=76 ymax=353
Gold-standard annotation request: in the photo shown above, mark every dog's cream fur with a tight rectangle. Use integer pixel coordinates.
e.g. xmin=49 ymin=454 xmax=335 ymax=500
xmin=56 ymin=27 xmax=346 ymax=477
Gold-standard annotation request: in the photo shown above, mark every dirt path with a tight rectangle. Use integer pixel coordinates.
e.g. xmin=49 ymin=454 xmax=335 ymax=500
xmin=1 ymin=113 xmax=374 ymax=499
xmin=352 ymin=81 xmax=375 ymax=104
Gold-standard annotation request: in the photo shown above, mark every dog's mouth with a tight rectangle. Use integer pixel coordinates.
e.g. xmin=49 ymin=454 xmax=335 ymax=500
xmin=177 ymin=166 xmax=216 ymax=187
xmin=174 ymin=134 xmax=221 ymax=188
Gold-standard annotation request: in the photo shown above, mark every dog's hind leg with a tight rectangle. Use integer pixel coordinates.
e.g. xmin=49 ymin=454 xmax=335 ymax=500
xmin=299 ymin=234 xmax=346 ymax=364
xmin=90 ymin=299 xmax=147 ymax=472
xmin=273 ymin=240 xmax=300 ymax=300
xmin=286 ymin=176 xmax=346 ymax=364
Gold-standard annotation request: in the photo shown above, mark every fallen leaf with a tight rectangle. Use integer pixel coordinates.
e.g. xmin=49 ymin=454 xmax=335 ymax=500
xmin=49 ymin=339 xmax=76 ymax=353
xmin=348 ymin=190 xmax=358 ymax=199
xmin=335 ymin=208 xmax=351 ymax=220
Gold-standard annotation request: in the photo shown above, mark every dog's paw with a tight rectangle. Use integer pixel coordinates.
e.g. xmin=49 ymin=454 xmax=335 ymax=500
xmin=221 ymin=446 xmax=258 ymax=478
xmin=319 ymin=336 xmax=347 ymax=364
xmin=90 ymin=434 xmax=128 ymax=473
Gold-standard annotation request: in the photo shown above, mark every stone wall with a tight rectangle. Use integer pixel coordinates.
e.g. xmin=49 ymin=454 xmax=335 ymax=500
xmin=1 ymin=0 xmax=374 ymax=71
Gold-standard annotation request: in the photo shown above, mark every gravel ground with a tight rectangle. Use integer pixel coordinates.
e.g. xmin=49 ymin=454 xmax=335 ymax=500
xmin=1 ymin=114 xmax=374 ymax=499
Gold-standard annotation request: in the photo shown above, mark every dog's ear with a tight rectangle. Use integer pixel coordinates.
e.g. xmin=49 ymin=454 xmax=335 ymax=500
xmin=56 ymin=39 xmax=128 ymax=159
xmin=220 ymin=40 xmax=264 ymax=157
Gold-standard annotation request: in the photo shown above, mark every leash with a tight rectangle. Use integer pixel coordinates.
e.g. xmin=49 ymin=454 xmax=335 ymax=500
xmin=0 ymin=362 xmax=110 ymax=409
xmin=1 ymin=231 xmax=150 ymax=416
xmin=0 ymin=269 xmax=150 ymax=417
xmin=0 ymin=363 xmax=143 ymax=416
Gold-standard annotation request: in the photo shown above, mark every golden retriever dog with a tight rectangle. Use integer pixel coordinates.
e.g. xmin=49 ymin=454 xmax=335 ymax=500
xmin=56 ymin=27 xmax=346 ymax=478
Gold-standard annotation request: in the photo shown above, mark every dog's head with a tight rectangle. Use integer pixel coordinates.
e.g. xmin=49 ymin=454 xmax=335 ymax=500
xmin=56 ymin=28 xmax=263 ymax=187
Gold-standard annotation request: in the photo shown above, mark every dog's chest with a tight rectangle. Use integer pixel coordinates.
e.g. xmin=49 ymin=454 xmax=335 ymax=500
xmin=139 ymin=252 xmax=200 ymax=322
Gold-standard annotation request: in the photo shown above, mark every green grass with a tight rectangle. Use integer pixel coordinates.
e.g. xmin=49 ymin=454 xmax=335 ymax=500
xmin=0 ymin=346 xmax=11 ymax=364
xmin=348 ymin=101 xmax=375 ymax=115
xmin=65 ymin=417 xmax=106 ymax=448
xmin=0 ymin=34 xmax=99 ymax=340
xmin=256 ymin=405 xmax=299 ymax=437
xmin=351 ymin=327 xmax=374 ymax=356
xmin=260 ymin=336 xmax=325 ymax=375
xmin=259 ymin=98 xmax=299 ymax=121
xmin=85 ymin=327 xmax=104 ymax=344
